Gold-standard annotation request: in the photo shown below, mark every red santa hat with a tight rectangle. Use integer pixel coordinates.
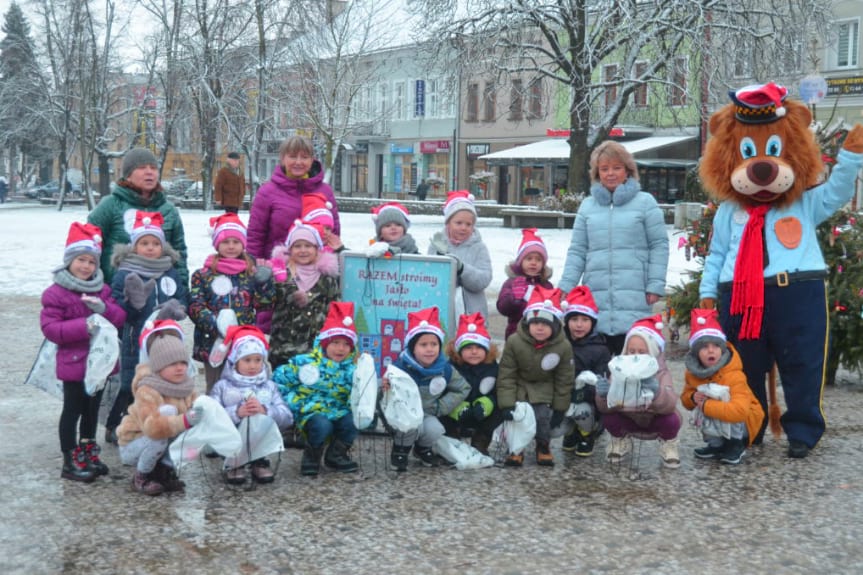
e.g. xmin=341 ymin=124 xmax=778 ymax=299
xmin=523 ymin=286 xmax=564 ymax=324
xmin=318 ymin=301 xmax=358 ymax=350
xmin=625 ymin=314 xmax=665 ymax=353
xmin=372 ymin=202 xmax=411 ymax=236
xmin=688 ymin=308 xmax=727 ymax=351
xmin=209 ymin=212 xmax=247 ymax=249
xmin=729 ymin=82 xmax=788 ymax=124
xmin=562 ymin=285 xmax=599 ymax=321
xmin=129 ymin=211 xmax=166 ymax=246
xmin=138 ymin=319 xmax=185 ymax=363
xmin=515 ymin=228 xmax=548 ymax=267
xmin=405 ymin=306 xmax=445 ymax=348
xmin=301 ymin=192 xmax=335 ymax=229
xmin=443 ymin=190 xmax=477 ymax=223
xmin=224 ymin=324 xmax=269 ymax=365
xmin=63 ymin=222 xmax=103 ymax=266
xmin=454 ymin=312 xmax=490 ymax=351
xmin=285 ymin=219 xmax=324 ymax=249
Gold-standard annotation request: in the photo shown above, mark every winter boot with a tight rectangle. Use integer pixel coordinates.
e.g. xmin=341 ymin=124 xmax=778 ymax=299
xmin=104 ymin=426 xmax=118 ymax=446
xmin=413 ymin=444 xmax=438 ymax=467
xmin=81 ymin=441 xmax=109 ymax=476
xmin=694 ymin=441 xmax=726 ymax=460
xmin=152 ymin=462 xmax=185 ymax=492
xmin=787 ymin=440 xmax=809 ymax=459
xmin=606 ymin=436 xmax=632 ymax=462
xmin=301 ymin=446 xmax=323 ymax=476
xmin=504 ymin=452 xmax=524 ymax=467
xmin=390 ymin=444 xmax=411 ymax=472
xmin=132 ymin=470 xmax=164 ymax=496
xmin=61 ymin=448 xmax=96 ymax=483
xmin=324 ymin=440 xmax=359 ymax=473
xmin=251 ymin=458 xmax=275 ymax=483
xmin=225 ymin=466 xmax=248 ymax=485
xmin=535 ymin=439 xmax=554 ymax=467
xmin=720 ymin=439 xmax=747 ymax=465
xmin=471 ymin=432 xmax=491 ymax=456
xmin=659 ymin=438 xmax=681 ymax=469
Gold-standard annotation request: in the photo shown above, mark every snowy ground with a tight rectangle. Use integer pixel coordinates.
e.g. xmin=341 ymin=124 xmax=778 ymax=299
xmin=0 ymin=203 xmax=699 ymax=298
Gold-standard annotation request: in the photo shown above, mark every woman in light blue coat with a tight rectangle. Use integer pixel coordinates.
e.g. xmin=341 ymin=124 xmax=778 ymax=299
xmin=559 ymin=141 xmax=668 ymax=355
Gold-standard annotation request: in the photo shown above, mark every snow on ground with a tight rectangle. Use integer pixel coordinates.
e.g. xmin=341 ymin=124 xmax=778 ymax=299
xmin=0 ymin=204 xmax=699 ymax=297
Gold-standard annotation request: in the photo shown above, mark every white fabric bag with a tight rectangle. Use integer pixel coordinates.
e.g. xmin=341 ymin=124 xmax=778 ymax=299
xmin=695 ymin=383 xmax=732 ymax=439
xmin=433 ymin=435 xmax=494 ymax=470
xmin=24 ymin=339 xmax=63 ymax=399
xmin=351 ymin=353 xmax=378 ymax=430
xmin=606 ymin=354 xmax=659 ymax=409
xmin=85 ymin=314 xmax=120 ymax=395
xmin=224 ymin=413 xmax=285 ymax=469
xmin=169 ymin=396 xmax=242 ymax=468
xmin=380 ymin=364 xmax=424 ymax=433
xmin=492 ymin=401 xmax=536 ymax=454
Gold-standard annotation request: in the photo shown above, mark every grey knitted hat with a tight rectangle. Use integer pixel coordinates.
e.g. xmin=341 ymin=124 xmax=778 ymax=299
xmin=122 ymin=148 xmax=158 ymax=179
xmin=148 ymin=335 xmax=189 ymax=373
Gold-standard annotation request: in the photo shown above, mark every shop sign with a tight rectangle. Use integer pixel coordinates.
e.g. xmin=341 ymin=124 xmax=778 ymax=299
xmin=466 ymin=143 xmax=490 ymax=159
xmin=390 ymin=143 xmax=414 ymax=154
xmin=420 ymin=140 xmax=450 ymax=154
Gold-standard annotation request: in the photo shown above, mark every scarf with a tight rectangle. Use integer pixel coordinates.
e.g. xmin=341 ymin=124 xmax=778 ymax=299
xmin=117 ymin=253 xmax=174 ymax=278
xmin=388 ymin=234 xmax=418 ymax=254
xmin=227 ymin=365 xmax=270 ymax=388
xmin=53 ymin=268 xmax=105 ymax=293
xmin=204 ymin=254 xmax=249 ymax=275
xmin=684 ymin=347 xmax=732 ymax=379
xmin=292 ymin=263 xmax=321 ymax=292
xmin=730 ymin=204 xmax=771 ymax=340
xmin=138 ymin=373 xmax=196 ymax=398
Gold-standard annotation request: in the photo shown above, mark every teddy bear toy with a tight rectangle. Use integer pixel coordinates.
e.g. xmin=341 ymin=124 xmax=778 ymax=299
xmin=697 ymin=82 xmax=863 ymax=459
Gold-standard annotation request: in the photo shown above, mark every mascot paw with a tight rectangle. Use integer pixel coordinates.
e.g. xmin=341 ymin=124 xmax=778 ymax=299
xmin=842 ymin=124 xmax=863 ymax=154
xmin=699 ymin=298 xmax=716 ymax=310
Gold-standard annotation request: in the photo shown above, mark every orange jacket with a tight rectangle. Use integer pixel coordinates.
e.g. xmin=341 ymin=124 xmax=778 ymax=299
xmin=681 ymin=342 xmax=764 ymax=446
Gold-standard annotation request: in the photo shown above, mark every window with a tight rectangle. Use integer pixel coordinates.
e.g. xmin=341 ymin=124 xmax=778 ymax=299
xmin=509 ymin=79 xmax=523 ymax=121
xmin=467 ymin=82 xmax=479 ymax=122
xmin=378 ymin=83 xmax=389 ymax=117
xmin=667 ymin=56 xmax=687 ymax=107
xmin=835 ymin=20 xmax=860 ymax=68
xmin=427 ymin=79 xmax=439 ymax=117
xmin=393 ymin=81 xmax=405 ymax=120
xmin=482 ymin=82 xmax=496 ymax=122
xmin=528 ymin=79 xmax=542 ymax=119
xmin=633 ymin=61 xmax=648 ymax=107
xmin=603 ymin=64 xmax=618 ymax=110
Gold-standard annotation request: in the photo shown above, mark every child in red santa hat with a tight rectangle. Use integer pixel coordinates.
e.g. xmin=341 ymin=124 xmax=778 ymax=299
xmin=41 ymin=222 xmax=126 ymax=483
xmin=681 ymin=309 xmax=764 ymax=465
xmin=301 ymin=192 xmax=345 ymax=253
xmin=496 ymin=228 xmax=554 ymax=340
xmin=370 ymin=202 xmax=419 ymax=255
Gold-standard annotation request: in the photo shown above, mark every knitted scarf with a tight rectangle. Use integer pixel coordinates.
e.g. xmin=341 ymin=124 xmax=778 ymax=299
xmin=53 ymin=268 xmax=105 ymax=293
xmin=116 ymin=253 xmax=174 ymax=278
xmin=138 ymin=373 xmax=196 ymax=398
xmin=388 ymin=234 xmax=418 ymax=254
xmin=291 ymin=262 xmax=321 ymax=292
xmin=730 ymin=204 xmax=770 ymax=340
xmin=204 ymin=254 xmax=249 ymax=275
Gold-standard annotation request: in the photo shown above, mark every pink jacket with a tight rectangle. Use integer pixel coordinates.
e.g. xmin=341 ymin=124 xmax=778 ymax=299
xmin=596 ymin=353 xmax=677 ymax=428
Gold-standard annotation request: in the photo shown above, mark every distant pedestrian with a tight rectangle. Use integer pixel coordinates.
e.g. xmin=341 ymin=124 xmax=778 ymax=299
xmin=415 ymin=178 xmax=430 ymax=201
xmin=0 ymin=177 xmax=8 ymax=203
xmin=681 ymin=309 xmax=764 ymax=465
xmin=496 ymin=228 xmax=553 ymax=340
xmin=41 ymin=222 xmax=126 ymax=483
xmin=214 ymin=151 xmax=244 ymax=214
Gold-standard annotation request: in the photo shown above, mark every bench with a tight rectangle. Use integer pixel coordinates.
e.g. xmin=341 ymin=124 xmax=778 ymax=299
xmin=500 ymin=209 xmax=576 ymax=229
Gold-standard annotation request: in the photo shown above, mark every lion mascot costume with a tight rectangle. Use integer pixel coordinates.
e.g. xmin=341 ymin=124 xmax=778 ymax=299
xmin=699 ymin=82 xmax=863 ymax=459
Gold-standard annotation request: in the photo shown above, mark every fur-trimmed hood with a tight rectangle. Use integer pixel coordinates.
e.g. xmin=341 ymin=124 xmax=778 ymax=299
xmin=111 ymin=242 xmax=181 ymax=268
xmin=270 ymin=245 xmax=339 ymax=277
xmin=504 ymin=260 xmax=553 ymax=282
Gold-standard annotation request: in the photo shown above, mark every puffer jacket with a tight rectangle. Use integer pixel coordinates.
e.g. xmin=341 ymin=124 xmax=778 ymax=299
xmin=558 ymin=178 xmax=668 ymax=336
xmin=596 ymin=352 xmax=678 ymax=429
xmin=681 ymin=342 xmax=764 ymax=446
xmin=496 ymin=262 xmax=553 ymax=340
xmin=209 ymin=364 xmax=293 ymax=429
xmin=246 ymin=160 xmax=340 ymax=260
xmin=273 ymin=339 xmax=355 ymax=429
xmin=427 ymin=229 xmax=493 ymax=318
xmin=452 ymin=360 xmax=499 ymax=406
xmin=116 ymin=364 xmax=199 ymax=446
xmin=567 ymin=330 xmax=611 ymax=405
xmin=87 ymin=181 xmax=188 ymax=285
xmin=496 ymin=321 xmax=574 ymax=411
xmin=188 ymin=262 xmax=273 ymax=362
xmin=40 ymin=283 xmax=126 ymax=381
xmin=394 ymin=351 xmax=471 ymax=418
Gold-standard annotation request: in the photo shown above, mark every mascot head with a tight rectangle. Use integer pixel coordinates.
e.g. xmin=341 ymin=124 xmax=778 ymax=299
xmin=700 ymin=82 xmax=822 ymax=209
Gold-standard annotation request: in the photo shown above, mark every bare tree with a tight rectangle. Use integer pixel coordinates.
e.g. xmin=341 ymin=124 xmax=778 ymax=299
xmin=417 ymin=0 xmax=833 ymax=194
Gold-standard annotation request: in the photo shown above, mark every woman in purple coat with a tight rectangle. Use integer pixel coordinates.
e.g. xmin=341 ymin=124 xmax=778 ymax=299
xmin=247 ymin=136 xmax=340 ymax=261
xmin=41 ymin=223 xmax=126 ymax=483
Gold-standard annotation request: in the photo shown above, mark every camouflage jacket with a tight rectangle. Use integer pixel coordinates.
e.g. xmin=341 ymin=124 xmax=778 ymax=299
xmin=268 ymin=273 xmax=340 ymax=368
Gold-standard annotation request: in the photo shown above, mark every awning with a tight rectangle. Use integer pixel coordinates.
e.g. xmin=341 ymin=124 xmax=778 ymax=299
xmin=480 ymin=135 xmax=697 ymax=164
